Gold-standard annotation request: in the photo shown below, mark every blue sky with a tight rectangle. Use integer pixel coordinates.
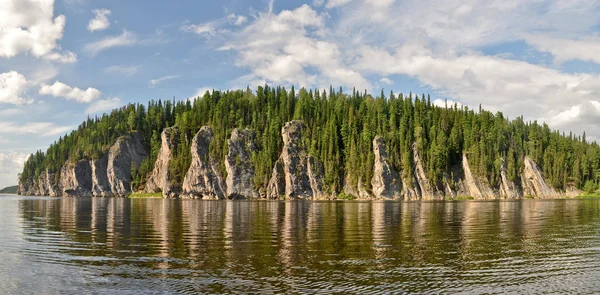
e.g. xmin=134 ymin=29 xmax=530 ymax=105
xmin=1 ymin=0 xmax=600 ymax=187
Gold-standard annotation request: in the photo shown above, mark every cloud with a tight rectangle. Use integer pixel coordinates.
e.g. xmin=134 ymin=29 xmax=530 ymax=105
xmin=525 ymin=35 xmax=600 ymax=65
xmin=88 ymin=9 xmax=111 ymax=32
xmin=191 ymin=87 xmax=214 ymax=99
xmin=86 ymin=97 xmax=122 ymax=114
xmin=0 ymin=108 xmax=24 ymax=117
xmin=326 ymin=0 xmax=352 ymax=8
xmin=220 ymin=4 xmax=370 ymax=90
xmin=0 ymin=0 xmax=75 ymax=62
xmin=0 ymin=71 xmax=34 ymax=105
xmin=0 ymin=151 xmax=29 ymax=187
xmin=433 ymin=98 xmax=462 ymax=108
xmin=84 ymin=31 xmax=137 ymax=56
xmin=379 ymin=77 xmax=393 ymax=85
xmin=228 ymin=14 xmax=248 ymax=26
xmin=0 ymin=122 xmax=73 ymax=136
xmin=181 ymin=23 xmax=217 ymax=38
xmin=149 ymin=75 xmax=178 ymax=88
xmin=39 ymin=81 xmax=102 ymax=103
xmin=104 ymin=65 xmax=139 ymax=76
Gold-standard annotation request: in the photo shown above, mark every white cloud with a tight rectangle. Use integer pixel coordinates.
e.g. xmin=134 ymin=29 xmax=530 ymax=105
xmin=228 ymin=14 xmax=247 ymax=26
xmin=0 ymin=108 xmax=24 ymax=117
xmin=220 ymin=4 xmax=370 ymax=90
xmin=525 ymin=35 xmax=600 ymax=65
xmin=181 ymin=23 xmax=216 ymax=38
xmin=86 ymin=97 xmax=121 ymax=114
xmin=379 ymin=77 xmax=393 ymax=85
xmin=191 ymin=87 xmax=214 ymax=99
xmin=0 ymin=122 xmax=73 ymax=136
xmin=0 ymin=151 xmax=29 ymax=187
xmin=39 ymin=81 xmax=102 ymax=103
xmin=433 ymin=98 xmax=462 ymax=108
xmin=0 ymin=0 xmax=75 ymax=62
xmin=0 ymin=71 xmax=33 ymax=105
xmin=326 ymin=0 xmax=352 ymax=8
xmin=149 ymin=75 xmax=178 ymax=88
xmin=104 ymin=65 xmax=139 ymax=76
xmin=88 ymin=9 xmax=111 ymax=32
xmin=84 ymin=31 xmax=137 ymax=56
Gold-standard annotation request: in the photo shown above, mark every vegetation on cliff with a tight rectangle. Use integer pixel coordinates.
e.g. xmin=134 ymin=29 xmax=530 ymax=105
xmin=19 ymin=86 xmax=600 ymax=196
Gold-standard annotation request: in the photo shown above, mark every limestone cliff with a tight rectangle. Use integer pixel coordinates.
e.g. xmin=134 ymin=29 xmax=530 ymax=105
xmin=59 ymin=159 xmax=93 ymax=197
xmin=146 ymin=127 xmax=181 ymax=198
xmin=107 ymin=132 xmax=148 ymax=196
xmin=460 ymin=154 xmax=496 ymax=199
xmin=499 ymin=159 xmax=521 ymax=199
xmin=91 ymin=154 xmax=111 ymax=197
xmin=412 ymin=143 xmax=444 ymax=200
xmin=225 ymin=129 xmax=259 ymax=199
xmin=521 ymin=157 xmax=563 ymax=198
xmin=181 ymin=126 xmax=225 ymax=199
xmin=371 ymin=136 xmax=401 ymax=199
xmin=37 ymin=170 xmax=58 ymax=197
xmin=18 ymin=178 xmax=35 ymax=196
xmin=266 ymin=121 xmax=329 ymax=200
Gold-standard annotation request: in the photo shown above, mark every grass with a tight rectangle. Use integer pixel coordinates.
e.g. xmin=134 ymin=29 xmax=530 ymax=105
xmin=129 ymin=192 xmax=163 ymax=199
xmin=574 ymin=193 xmax=600 ymax=199
xmin=524 ymin=195 xmax=536 ymax=199
xmin=337 ymin=193 xmax=357 ymax=200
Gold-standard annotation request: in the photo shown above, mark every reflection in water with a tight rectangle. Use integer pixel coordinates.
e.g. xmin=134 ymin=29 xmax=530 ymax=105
xmin=3 ymin=196 xmax=600 ymax=293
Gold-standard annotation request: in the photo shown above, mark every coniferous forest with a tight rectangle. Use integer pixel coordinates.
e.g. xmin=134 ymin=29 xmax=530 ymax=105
xmin=19 ymin=86 xmax=600 ymax=196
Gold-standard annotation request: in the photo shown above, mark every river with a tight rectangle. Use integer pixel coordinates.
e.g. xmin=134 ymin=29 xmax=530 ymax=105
xmin=1 ymin=194 xmax=600 ymax=294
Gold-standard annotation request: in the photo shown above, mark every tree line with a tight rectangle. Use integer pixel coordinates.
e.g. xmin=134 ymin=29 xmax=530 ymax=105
xmin=20 ymin=86 xmax=600 ymax=195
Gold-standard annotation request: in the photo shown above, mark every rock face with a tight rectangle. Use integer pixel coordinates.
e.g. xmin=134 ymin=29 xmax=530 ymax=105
xmin=499 ymin=159 xmax=521 ymax=199
xmin=521 ymin=157 xmax=563 ymax=198
xmin=60 ymin=159 xmax=93 ymax=197
xmin=181 ymin=126 xmax=225 ymax=199
xmin=371 ymin=136 xmax=401 ymax=199
xmin=225 ymin=129 xmax=259 ymax=199
xmin=18 ymin=178 xmax=35 ymax=196
xmin=460 ymin=154 xmax=496 ymax=199
xmin=146 ymin=127 xmax=181 ymax=198
xmin=107 ymin=132 xmax=148 ymax=196
xmin=37 ymin=170 xmax=58 ymax=197
xmin=266 ymin=121 xmax=328 ymax=200
xmin=91 ymin=155 xmax=111 ymax=197
xmin=412 ymin=143 xmax=443 ymax=200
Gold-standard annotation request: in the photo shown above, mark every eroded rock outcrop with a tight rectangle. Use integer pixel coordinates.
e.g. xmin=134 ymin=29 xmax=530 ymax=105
xmin=60 ymin=159 xmax=93 ymax=197
xmin=91 ymin=154 xmax=111 ymax=197
xmin=499 ymin=159 xmax=521 ymax=199
xmin=371 ymin=136 xmax=401 ymax=199
xmin=181 ymin=126 xmax=225 ymax=199
xmin=460 ymin=154 xmax=496 ymax=199
xmin=521 ymin=157 xmax=563 ymax=198
xmin=412 ymin=143 xmax=443 ymax=200
xmin=107 ymin=132 xmax=148 ymax=197
xmin=267 ymin=121 xmax=329 ymax=200
xmin=146 ymin=127 xmax=181 ymax=198
xmin=225 ymin=129 xmax=259 ymax=199
xmin=37 ymin=170 xmax=58 ymax=197
xmin=18 ymin=178 xmax=35 ymax=196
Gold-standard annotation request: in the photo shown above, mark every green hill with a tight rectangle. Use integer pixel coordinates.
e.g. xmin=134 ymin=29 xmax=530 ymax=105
xmin=0 ymin=185 xmax=18 ymax=194
xmin=19 ymin=86 xmax=600 ymax=196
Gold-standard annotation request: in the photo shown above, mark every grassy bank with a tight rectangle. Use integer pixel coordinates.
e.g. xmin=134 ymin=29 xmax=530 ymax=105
xmin=129 ymin=192 xmax=163 ymax=199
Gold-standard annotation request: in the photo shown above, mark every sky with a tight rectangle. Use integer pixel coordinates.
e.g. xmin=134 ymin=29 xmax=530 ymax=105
xmin=1 ymin=0 xmax=600 ymax=188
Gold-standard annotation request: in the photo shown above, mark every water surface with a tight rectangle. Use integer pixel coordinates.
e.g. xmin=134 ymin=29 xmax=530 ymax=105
xmin=1 ymin=194 xmax=600 ymax=294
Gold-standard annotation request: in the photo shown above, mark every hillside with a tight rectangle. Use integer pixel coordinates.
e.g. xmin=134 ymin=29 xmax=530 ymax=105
xmin=0 ymin=185 xmax=18 ymax=194
xmin=18 ymin=86 xmax=600 ymax=199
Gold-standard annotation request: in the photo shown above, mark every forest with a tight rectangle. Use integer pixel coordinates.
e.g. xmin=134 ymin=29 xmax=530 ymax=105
xmin=19 ymin=85 xmax=600 ymax=196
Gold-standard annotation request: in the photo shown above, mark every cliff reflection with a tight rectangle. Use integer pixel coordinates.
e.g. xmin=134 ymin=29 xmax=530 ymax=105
xmin=16 ymin=198 xmax=600 ymax=293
